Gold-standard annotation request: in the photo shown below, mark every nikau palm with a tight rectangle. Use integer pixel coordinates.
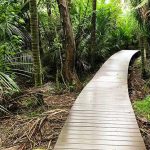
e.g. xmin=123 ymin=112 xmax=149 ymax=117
xmin=29 ymin=0 xmax=42 ymax=86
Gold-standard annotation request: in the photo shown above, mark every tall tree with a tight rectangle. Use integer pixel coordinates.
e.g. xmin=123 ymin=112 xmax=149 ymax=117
xmin=29 ymin=0 xmax=42 ymax=86
xmin=130 ymin=0 xmax=150 ymax=77
xmin=57 ymin=0 xmax=82 ymax=90
xmin=90 ymin=0 xmax=97 ymax=65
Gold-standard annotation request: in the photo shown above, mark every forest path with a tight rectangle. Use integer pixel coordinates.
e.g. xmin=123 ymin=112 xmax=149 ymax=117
xmin=54 ymin=50 xmax=146 ymax=150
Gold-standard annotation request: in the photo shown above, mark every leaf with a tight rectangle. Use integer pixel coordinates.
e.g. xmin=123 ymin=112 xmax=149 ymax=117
xmin=0 ymin=71 xmax=20 ymax=93
xmin=134 ymin=0 xmax=148 ymax=10
xmin=0 ymin=105 xmax=10 ymax=114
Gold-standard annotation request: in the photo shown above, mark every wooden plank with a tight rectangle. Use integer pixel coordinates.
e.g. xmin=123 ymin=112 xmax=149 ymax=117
xmin=55 ymin=144 xmax=145 ymax=150
xmin=60 ymin=129 xmax=142 ymax=136
xmin=66 ymin=120 xmax=138 ymax=125
xmin=57 ymin=134 xmax=143 ymax=141
xmin=64 ymin=122 xmax=139 ymax=129
xmin=66 ymin=116 xmax=137 ymax=122
xmin=62 ymin=126 xmax=141 ymax=133
xmin=54 ymin=50 xmax=146 ymax=149
xmin=55 ymin=139 xmax=145 ymax=146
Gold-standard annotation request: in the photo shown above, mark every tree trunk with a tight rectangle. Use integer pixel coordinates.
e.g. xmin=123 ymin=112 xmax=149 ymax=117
xmin=38 ymin=20 xmax=44 ymax=58
xmin=143 ymin=36 xmax=149 ymax=59
xmin=57 ymin=0 xmax=82 ymax=91
xmin=46 ymin=0 xmax=52 ymax=17
xmin=90 ymin=0 xmax=97 ymax=66
xmin=75 ymin=0 xmax=90 ymax=50
xmin=147 ymin=38 xmax=150 ymax=58
xmin=29 ymin=0 xmax=42 ymax=86
xmin=139 ymin=36 xmax=146 ymax=78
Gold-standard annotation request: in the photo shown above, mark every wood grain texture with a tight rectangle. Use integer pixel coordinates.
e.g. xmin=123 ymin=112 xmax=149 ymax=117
xmin=54 ymin=50 xmax=146 ymax=150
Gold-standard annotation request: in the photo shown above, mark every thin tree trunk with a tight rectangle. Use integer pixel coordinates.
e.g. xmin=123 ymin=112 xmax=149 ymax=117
xmin=139 ymin=36 xmax=146 ymax=78
xmin=143 ymin=36 xmax=149 ymax=59
xmin=57 ymin=0 xmax=82 ymax=91
xmin=39 ymin=23 xmax=44 ymax=58
xmin=75 ymin=0 xmax=90 ymax=50
xmin=90 ymin=0 xmax=97 ymax=66
xmin=46 ymin=0 xmax=52 ymax=17
xmin=29 ymin=0 xmax=42 ymax=86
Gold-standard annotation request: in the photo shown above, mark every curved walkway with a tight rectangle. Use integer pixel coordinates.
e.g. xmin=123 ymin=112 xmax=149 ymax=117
xmin=54 ymin=50 xmax=146 ymax=150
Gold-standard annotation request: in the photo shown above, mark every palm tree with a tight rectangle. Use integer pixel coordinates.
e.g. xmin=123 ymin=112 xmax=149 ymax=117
xmin=130 ymin=0 xmax=150 ymax=77
xmin=29 ymin=0 xmax=42 ymax=86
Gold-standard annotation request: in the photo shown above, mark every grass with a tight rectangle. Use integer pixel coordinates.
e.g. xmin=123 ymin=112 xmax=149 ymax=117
xmin=134 ymin=96 xmax=150 ymax=121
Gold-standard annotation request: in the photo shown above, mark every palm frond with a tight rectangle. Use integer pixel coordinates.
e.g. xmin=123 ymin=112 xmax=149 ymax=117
xmin=0 ymin=71 xmax=20 ymax=93
xmin=0 ymin=105 xmax=10 ymax=114
xmin=6 ymin=52 xmax=33 ymax=77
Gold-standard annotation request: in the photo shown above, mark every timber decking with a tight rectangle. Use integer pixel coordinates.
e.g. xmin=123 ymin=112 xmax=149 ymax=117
xmin=54 ymin=50 xmax=146 ymax=150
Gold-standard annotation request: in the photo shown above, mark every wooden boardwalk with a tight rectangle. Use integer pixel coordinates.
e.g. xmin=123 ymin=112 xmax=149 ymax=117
xmin=54 ymin=50 xmax=146 ymax=150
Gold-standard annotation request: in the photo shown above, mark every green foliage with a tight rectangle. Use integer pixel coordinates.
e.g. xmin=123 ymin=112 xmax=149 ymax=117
xmin=134 ymin=96 xmax=150 ymax=120
xmin=130 ymin=0 xmax=150 ymax=36
xmin=0 ymin=39 xmax=20 ymax=97
xmin=31 ymin=0 xmax=140 ymax=76
xmin=117 ymin=13 xmax=139 ymax=46
xmin=0 ymin=71 xmax=20 ymax=115
xmin=96 ymin=3 xmax=121 ymax=58
xmin=0 ymin=72 xmax=20 ymax=94
xmin=0 ymin=0 xmax=25 ymax=40
xmin=0 ymin=0 xmax=142 ymax=87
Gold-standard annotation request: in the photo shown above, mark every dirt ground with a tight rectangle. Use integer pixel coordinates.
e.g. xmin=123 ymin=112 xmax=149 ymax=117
xmin=128 ymin=59 xmax=150 ymax=150
xmin=0 ymin=83 xmax=78 ymax=150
